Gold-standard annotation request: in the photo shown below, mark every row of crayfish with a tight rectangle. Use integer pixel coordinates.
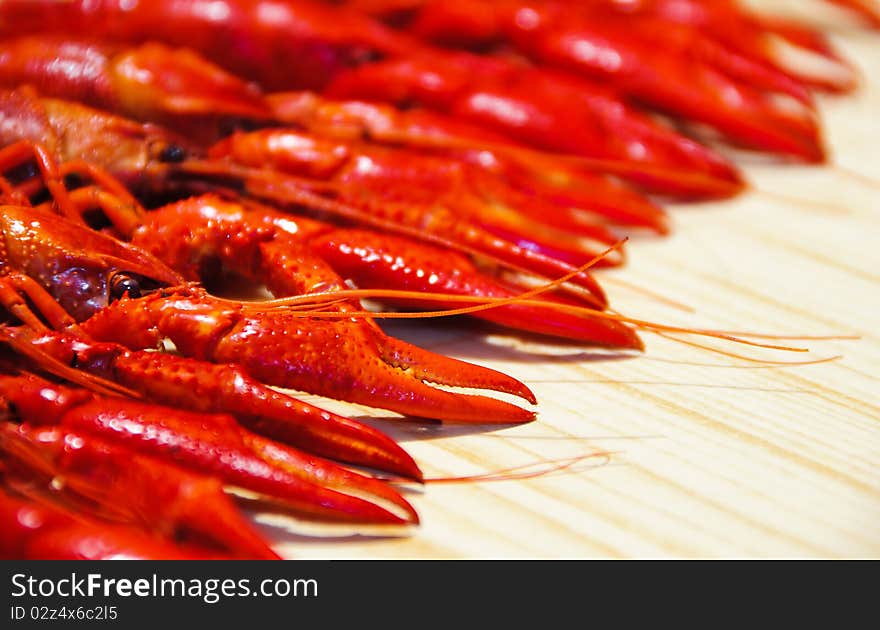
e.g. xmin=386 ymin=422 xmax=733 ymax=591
xmin=1 ymin=0 xmax=876 ymax=559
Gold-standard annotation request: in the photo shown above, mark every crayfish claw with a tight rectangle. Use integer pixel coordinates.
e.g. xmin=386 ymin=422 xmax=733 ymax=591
xmin=248 ymin=434 xmax=420 ymax=524
xmin=0 ymin=374 xmax=416 ymax=526
xmin=377 ymin=333 xmax=538 ymax=405
xmin=312 ymin=227 xmax=643 ymax=348
xmin=210 ymin=312 xmax=538 ymax=424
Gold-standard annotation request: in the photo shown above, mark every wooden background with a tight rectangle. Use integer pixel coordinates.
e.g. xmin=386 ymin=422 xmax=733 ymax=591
xmin=257 ymin=2 xmax=880 ymax=559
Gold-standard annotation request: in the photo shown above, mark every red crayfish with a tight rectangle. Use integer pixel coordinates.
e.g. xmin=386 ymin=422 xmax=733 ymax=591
xmin=0 ymin=0 xmax=871 ymax=559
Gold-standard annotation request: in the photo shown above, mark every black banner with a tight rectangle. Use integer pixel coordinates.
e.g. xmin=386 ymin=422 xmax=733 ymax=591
xmin=2 ymin=560 xmax=596 ymax=626
xmin=1 ymin=560 xmax=865 ymax=626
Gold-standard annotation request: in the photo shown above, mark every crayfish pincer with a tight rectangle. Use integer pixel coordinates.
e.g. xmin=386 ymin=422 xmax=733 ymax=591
xmin=0 ymin=204 xmax=539 ymax=423
xmin=78 ymin=286 xmax=539 ymax=423
xmin=0 ymin=373 xmax=419 ymax=527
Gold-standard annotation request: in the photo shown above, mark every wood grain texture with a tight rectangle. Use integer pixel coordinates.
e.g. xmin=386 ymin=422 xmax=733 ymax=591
xmin=259 ymin=7 xmax=880 ymax=559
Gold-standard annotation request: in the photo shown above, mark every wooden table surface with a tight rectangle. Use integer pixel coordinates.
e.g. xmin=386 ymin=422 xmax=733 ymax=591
xmin=259 ymin=6 xmax=880 ymax=559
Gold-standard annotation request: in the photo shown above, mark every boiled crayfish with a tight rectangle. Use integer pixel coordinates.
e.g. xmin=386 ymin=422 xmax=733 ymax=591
xmin=0 ymin=0 xmax=872 ymax=559
xmin=0 ymin=141 xmax=638 ymax=557
xmin=0 ymin=0 xmax=748 ymax=197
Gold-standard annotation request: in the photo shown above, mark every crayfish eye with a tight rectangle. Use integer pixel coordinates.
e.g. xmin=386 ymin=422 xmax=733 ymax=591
xmin=351 ymin=47 xmax=384 ymax=65
xmin=109 ymin=274 xmax=141 ymax=300
xmin=158 ymin=144 xmax=187 ymax=163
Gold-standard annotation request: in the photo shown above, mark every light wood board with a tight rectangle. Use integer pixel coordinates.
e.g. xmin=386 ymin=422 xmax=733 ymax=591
xmin=256 ymin=8 xmax=880 ymax=559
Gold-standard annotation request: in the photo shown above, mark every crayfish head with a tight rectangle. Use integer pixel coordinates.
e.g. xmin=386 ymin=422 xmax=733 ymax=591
xmin=0 ymin=205 xmax=182 ymax=322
